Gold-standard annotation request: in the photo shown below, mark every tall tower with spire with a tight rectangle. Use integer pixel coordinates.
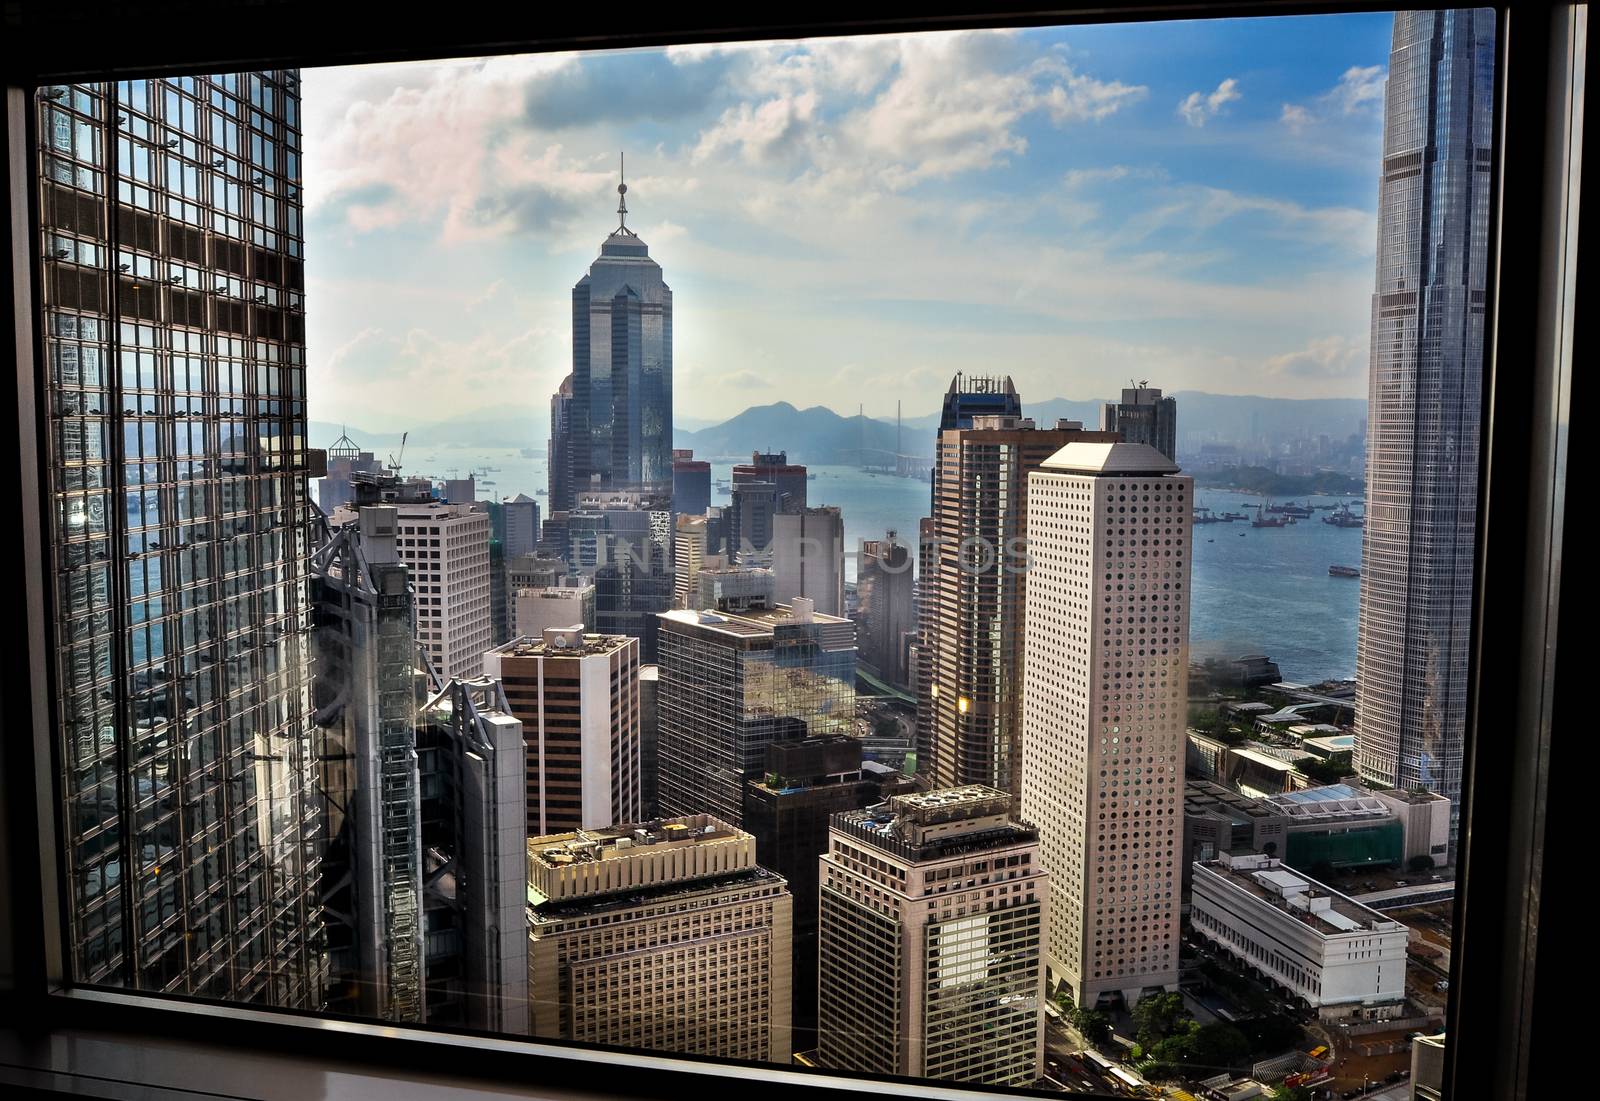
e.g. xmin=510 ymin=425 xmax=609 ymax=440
xmin=569 ymin=154 xmax=673 ymax=497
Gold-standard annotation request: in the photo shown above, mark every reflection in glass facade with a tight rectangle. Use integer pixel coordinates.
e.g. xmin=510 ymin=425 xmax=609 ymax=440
xmin=39 ymin=74 xmax=323 ymax=1005
xmin=655 ymin=606 xmax=857 ymax=827
xmin=570 ymin=177 xmax=673 ymax=497
xmin=1354 ymin=10 xmax=1495 ymax=850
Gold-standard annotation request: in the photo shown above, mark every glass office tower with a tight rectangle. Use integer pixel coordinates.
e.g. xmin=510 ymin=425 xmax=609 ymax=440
xmin=1354 ymin=10 xmax=1495 ymax=851
xmin=38 ymin=73 xmax=324 ymax=1005
xmin=570 ymin=172 xmax=673 ymax=497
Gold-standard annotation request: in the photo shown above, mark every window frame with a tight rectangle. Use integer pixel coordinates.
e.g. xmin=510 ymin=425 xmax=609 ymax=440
xmin=0 ymin=2 xmax=1582 ymax=1099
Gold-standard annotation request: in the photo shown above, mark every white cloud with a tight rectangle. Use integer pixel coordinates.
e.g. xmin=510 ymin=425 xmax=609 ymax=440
xmin=1330 ymin=65 xmax=1385 ymax=114
xmin=1279 ymin=63 xmax=1387 ymax=134
xmin=1264 ymin=334 xmax=1367 ymax=379
xmin=1178 ymin=77 xmax=1241 ymax=127
xmin=1280 ymin=103 xmax=1312 ymax=132
xmin=686 ymin=31 xmax=1145 ymax=192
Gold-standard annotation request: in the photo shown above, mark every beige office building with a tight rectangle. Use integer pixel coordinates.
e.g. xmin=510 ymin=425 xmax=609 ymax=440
xmin=483 ymin=629 xmax=640 ymax=837
xmin=526 ymin=815 xmax=793 ymax=1062
xmin=1019 ymin=441 xmax=1189 ymax=1009
xmin=919 ymin=416 xmax=1116 ymax=799
xmin=332 ymin=496 xmax=492 ymax=679
xmin=512 ymin=583 xmax=595 ymax=637
xmin=816 ymin=786 xmax=1047 ymax=1087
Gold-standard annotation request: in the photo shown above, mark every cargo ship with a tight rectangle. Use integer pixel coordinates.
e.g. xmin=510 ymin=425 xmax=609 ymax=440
xmin=1252 ymin=503 xmax=1292 ymax=528
xmin=1329 ymin=564 xmax=1360 ymax=578
xmin=1322 ymin=502 xmax=1364 ymax=528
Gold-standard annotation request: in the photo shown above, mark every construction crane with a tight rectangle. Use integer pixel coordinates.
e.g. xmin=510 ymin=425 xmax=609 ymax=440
xmin=386 ymin=431 xmax=408 ymax=474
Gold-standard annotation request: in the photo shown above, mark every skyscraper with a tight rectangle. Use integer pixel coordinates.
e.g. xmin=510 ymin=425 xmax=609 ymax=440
xmin=1020 ymin=441 xmax=1190 ymax=1009
xmin=512 ymin=583 xmax=595 ymax=638
xmin=816 ymin=786 xmax=1047 ymax=1085
xmin=570 ymin=162 xmax=673 ymax=496
xmin=39 ymin=72 xmax=324 ymax=1006
xmin=918 ymin=415 xmax=1116 ymax=797
xmin=547 ymin=374 xmax=575 ymax=513
xmin=857 ymin=531 xmax=916 ymax=688
xmin=501 ymin=493 xmax=541 ymax=560
xmin=771 ymin=506 xmax=845 ymax=617
xmin=671 ymin=448 xmax=711 ymax=517
xmin=728 ymin=479 xmax=779 ymax=565
xmin=734 ymin=450 xmax=807 ymax=512
xmin=318 ymin=429 xmax=384 ymax=512
xmin=331 ymin=483 xmax=491 ymax=680
xmin=1099 ymin=384 xmax=1178 ymax=461
xmin=483 ymin=628 xmax=641 ymax=837
xmin=745 ymin=735 xmax=915 ymax=1053
xmin=526 ymin=816 xmax=793 ymax=1062
xmin=656 ymin=598 xmax=857 ymax=827
xmin=415 ymin=675 xmax=530 ymax=1034
xmin=1354 ymin=10 xmax=1495 ymax=852
xmin=310 ymin=504 xmax=424 ymax=1021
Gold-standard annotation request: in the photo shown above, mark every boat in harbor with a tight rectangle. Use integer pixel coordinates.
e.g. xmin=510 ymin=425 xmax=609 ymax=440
xmin=1268 ymin=500 xmax=1315 ymax=518
xmin=1193 ymin=506 xmax=1224 ymax=524
xmin=1329 ymin=564 xmax=1360 ymax=578
xmin=1323 ymin=502 xmax=1364 ymax=528
xmin=1252 ymin=503 xmax=1291 ymax=528
xmin=1219 ymin=511 xmax=1249 ymax=522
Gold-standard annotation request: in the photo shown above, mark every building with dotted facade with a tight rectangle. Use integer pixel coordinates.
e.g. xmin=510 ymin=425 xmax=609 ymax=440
xmin=1019 ymin=441 xmax=1189 ymax=1009
xmin=816 ymin=786 xmax=1047 ymax=1086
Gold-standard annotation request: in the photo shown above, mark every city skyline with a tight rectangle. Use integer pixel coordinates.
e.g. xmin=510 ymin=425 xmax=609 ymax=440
xmin=301 ymin=15 xmax=1396 ymax=431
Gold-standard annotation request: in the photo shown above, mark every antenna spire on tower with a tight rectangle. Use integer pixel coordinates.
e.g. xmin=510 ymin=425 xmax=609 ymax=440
xmin=617 ymin=152 xmax=628 ymax=230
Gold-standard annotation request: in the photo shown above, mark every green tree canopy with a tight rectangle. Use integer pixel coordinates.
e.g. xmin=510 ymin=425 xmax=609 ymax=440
xmin=1132 ymin=991 xmax=1190 ymax=1048
xmin=1069 ymin=1006 xmax=1113 ymax=1045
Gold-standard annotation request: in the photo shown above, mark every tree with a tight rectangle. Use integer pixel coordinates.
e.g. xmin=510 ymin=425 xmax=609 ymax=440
xmin=1145 ymin=1020 xmax=1250 ymax=1080
xmin=1132 ymin=991 xmax=1190 ymax=1048
xmin=1187 ymin=1022 xmax=1251 ymax=1070
xmin=1069 ymin=1006 xmax=1113 ymax=1045
xmin=1294 ymin=752 xmax=1354 ymax=785
xmin=1408 ymin=854 xmax=1436 ymax=873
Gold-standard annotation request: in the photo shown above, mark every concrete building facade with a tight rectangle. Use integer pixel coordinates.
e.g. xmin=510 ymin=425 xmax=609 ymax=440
xmin=512 ymin=584 xmax=595 ymax=638
xmin=920 ymin=417 xmax=1117 ymax=798
xmin=816 ymin=786 xmax=1047 ymax=1086
xmin=1019 ymin=441 xmax=1190 ymax=1009
xmin=1190 ymin=852 xmax=1409 ymax=1020
xmin=526 ymin=816 xmax=793 ymax=1062
xmin=771 ymin=506 xmax=845 ymax=617
xmin=483 ymin=629 xmax=641 ymax=837
xmin=1099 ymin=385 xmax=1178 ymax=461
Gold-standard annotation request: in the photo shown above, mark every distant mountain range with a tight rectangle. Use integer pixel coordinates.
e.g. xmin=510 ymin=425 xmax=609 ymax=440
xmin=674 ymin=392 xmax=1366 ymax=463
xmin=311 ymin=390 xmax=1366 ymax=467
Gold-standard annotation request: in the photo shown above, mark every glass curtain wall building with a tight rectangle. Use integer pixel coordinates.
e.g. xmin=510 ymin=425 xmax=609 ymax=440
xmin=570 ymin=174 xmax=673 ymax=497
xmin=1354 ymin=9 xmax=1495 ymax=851
xmin=38 ymin=72 xmax=323 ymax=1004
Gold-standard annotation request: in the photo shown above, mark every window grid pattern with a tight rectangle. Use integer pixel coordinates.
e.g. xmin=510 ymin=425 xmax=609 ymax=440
xmin=39 ymin=73 xmax=322 ymax=1007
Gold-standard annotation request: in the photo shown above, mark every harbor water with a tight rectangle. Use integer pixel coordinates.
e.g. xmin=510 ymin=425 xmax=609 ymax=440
xmin=408 ymin=451 xmax=1361 ymax=684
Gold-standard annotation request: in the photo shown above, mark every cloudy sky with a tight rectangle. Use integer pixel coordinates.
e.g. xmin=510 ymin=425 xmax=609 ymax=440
xmin=301 ymin=13 xmax=1394 ymax=434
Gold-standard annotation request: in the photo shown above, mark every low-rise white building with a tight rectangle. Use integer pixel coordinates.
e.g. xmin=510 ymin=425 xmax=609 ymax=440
xmin=1190 ymin=851 xmax=1408 ymax=1020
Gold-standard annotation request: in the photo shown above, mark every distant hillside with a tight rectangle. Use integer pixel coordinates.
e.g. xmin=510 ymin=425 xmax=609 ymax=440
xmin=897 ymin=391 xmax=1365 ymax=440
xmin=315 ymin=390 xmax=1370 ymax=466
xmin=675 ymin=402 xmax=920 ymax=464
xmin=1195 ymin=465 xmax=1364 ymax=496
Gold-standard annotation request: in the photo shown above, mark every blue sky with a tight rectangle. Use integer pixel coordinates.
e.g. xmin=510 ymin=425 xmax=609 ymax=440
xmin=301 ymin=13 xmax=1395 ymax=432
